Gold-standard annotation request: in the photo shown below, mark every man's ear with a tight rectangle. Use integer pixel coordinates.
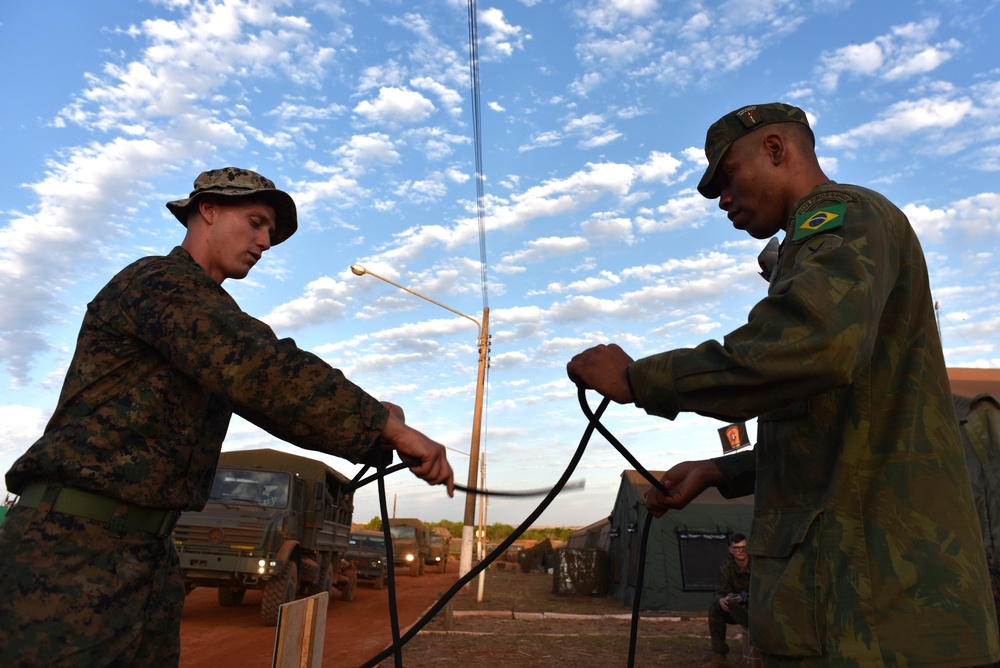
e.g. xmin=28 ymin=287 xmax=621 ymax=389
xmin=763 ymin=133 xmax=785 ymax=166
xmin=197 ymin=198 xmax=216 ymax=225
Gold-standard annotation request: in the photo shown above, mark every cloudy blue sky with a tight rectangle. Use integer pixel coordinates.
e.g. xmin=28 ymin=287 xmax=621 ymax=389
xmin=1 ymin=0 xmax=998 ymax=528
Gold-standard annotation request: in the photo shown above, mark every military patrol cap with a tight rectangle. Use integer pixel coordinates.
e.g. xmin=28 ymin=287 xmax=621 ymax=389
xmin=697 ymin=103 xmax=812 ymax=199
xmin=166 ymin=167 xmax=298 ymax=245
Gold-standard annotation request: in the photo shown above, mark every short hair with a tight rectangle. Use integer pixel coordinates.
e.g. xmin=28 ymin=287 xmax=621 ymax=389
xmin=730 ymin=532 xmax=747 ymax=544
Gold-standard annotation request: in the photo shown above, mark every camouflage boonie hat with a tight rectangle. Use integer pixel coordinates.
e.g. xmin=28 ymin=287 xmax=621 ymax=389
xmin=697 ymin=103 xmax=812 ymax=199
xmin=166 ymin=167 xmax=298 ymax=245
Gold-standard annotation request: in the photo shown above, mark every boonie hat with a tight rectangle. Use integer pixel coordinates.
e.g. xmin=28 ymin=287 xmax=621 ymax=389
xmin=166 ymin=167 xmax=298 ymax=245
xmin=697 ymin=103 xmax=812 ymax=199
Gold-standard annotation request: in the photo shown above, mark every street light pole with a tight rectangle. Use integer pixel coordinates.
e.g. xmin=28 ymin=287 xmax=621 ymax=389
xmin=349 ymin=264 xmax=489 ymax=584
xmin=462 ymin=307 xmax=488 ymax=582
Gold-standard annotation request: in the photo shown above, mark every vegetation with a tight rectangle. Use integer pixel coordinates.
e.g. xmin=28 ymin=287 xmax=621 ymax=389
xmin=355 ymin=517 xmax=575 ymax=544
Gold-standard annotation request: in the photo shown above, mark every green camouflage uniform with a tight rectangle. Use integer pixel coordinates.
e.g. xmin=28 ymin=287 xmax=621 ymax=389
xmin=629 ymin=183 xmax=1000 ymax=666
xmin=0 ymin=246 xmax=388 ymax=666
xmin=708 ymin=555 xmax=752 ymax=656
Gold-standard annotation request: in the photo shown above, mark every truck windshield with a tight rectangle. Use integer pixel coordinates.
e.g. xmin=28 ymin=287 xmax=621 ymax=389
xmin=210 ymin=468 xmax=290 ymax=508
xmin=350 ymin=534 xmax=386 ymax=550
xmin=389 ymin=526 xmax=416 ymax=540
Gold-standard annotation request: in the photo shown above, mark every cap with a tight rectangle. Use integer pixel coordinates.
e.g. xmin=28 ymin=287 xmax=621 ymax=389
xmin=697 ymin=103 xmax=811 ymax=199
xmin=166 ymin=167 xmax=298 ymax=245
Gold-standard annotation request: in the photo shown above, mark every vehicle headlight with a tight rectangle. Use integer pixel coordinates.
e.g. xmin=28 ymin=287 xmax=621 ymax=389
xmin=405 ymin=554 xmax=414 ymax=562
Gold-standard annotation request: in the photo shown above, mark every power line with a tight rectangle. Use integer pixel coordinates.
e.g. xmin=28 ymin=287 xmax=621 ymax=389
xmin=466 ymin=0 xmax=489 ymax=310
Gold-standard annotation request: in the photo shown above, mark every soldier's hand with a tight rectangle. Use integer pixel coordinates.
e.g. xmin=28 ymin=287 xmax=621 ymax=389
xmin=566 ymin=343 xmax=635 ymax=404
xmin=380 ymin=413 xmax=455 ymax=497
xmin=644 ymin=459 xmax=724 ymax=517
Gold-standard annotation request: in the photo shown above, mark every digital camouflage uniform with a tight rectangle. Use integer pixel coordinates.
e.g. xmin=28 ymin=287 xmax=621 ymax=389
xmin=708 ymin=555 xmax=752 ymax=656
xmin=628 ymin=182 xmax=1000 ymax=666
xmin=0 ymin=246 xmax=388 ymax=667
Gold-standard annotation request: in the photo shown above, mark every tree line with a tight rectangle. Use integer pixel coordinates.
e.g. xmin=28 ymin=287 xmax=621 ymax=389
xmin=359 ymin=516 xmax=575 ymax=544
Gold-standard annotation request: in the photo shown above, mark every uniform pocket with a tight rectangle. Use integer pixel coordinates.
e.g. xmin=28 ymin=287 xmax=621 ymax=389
xmin=748 ymin=507 xmax=825 ymax=657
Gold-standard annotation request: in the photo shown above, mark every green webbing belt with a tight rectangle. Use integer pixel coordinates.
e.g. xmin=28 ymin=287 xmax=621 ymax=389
xmin=17 ymin=483 xmax=180 ymax=537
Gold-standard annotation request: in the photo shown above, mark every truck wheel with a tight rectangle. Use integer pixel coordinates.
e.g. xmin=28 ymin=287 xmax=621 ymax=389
xmin=218 ymin=586 xmax=246 ymax=607
xmin=374 ymin=569 xmax=386 ymax=590
xmin=300 ymin=558 xmax=318 ymax=590
xmin=340 ymin=571 xmax=357 ymax=602
xmin=409 ymin=560 xmax=421 ymax=577
xmin=438 ymin=559 xmax=446 ymax=574
xmin=319 ymin=562 xmax=333 ymax=594
xmin=261 ymin=561 xmax=298 ymax=626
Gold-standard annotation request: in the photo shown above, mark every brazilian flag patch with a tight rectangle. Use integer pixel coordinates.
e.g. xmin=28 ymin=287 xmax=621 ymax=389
xmin=792 ymin=202 xmax=846 ymax=241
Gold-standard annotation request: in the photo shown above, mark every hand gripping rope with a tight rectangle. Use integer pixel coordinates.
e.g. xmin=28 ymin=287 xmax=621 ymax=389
xmin=344 ymin=387 xmax=670 ymax=668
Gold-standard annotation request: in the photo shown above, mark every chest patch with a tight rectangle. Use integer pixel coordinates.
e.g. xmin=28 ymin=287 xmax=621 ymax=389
xmin=792 ymin=201 xmax=846 ymax=241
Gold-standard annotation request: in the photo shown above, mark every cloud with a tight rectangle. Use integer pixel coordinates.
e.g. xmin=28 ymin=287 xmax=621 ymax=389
xmin=635 ymin=190 xmax=714 ymax=233
xmin=262 ymin=275 xmax=353 ymax=330
xmin=823 ymin=95 xmax=974 ymax=149
xmin=353 ymin=87 xmax=436 ymax=127
xmin=904 ymin=192 xmax=1000 ymax=244
xmin=334 ymin=133 xmax=401 ymax=176
xmin=478 ymin=8 xmax=528 ymax=61
xmin=548 ymin=270 xmax=623 ymax=294
xmin=816 ymin=18 xmax=960 ymax=92
xmin=499 ymin=236 xmax=591 ymax=269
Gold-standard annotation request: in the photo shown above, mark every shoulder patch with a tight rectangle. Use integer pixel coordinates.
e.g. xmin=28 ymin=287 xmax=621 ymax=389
xmin=794 ymin=190 xmax=856 ymax=216
xmin=792 ymin=202 xmax=846 ymax=242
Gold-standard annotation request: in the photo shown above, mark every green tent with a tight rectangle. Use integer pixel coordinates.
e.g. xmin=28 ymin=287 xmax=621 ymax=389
xmin=955 ymin=393 xmax=1000 ymax=557
xmin=607 ymin=469 xmax=753 ymax=612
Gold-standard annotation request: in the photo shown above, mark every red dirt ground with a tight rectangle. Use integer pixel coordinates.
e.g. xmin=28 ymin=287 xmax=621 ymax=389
xmin=180 ymin=564 xmax=458 ymax=667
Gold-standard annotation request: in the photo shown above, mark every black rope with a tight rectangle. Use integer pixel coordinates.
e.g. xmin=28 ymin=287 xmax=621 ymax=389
xmin=346 ymin=461 xmax=584 ymax=497
xmin=356 ymin=387 xmax=669 ymax=667
xmin=357 ymin=389 xmax=609 ymax=667
xmin=376 ymin=451 xmax=403 ymax=666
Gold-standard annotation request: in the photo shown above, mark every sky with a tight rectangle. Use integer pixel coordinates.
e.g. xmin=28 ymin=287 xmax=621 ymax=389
xmin=1 ymin=0 xmax=999 ymax=530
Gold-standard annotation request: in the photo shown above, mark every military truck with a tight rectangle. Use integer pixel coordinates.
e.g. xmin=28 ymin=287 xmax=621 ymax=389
xmin=387 ymin=518 xmax=430 ymax=576
xmin=172 ymin=448 xmax=357 ymax=625
xmin=346 ymin=529 xmax=389 ymax=589
xmin=428 ymin=526 xmax=451 ymax=573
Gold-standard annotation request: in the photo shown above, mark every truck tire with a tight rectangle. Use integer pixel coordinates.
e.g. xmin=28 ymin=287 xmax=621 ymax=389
xmin=409 ymin=560 xmax=421 ymax=577
xmin=374 ymin=569 xmax=386 ymax=590
xmin=340 ymin=571 xmax=357 ymax=602
xmin=261 ymin=561 xmax=298 ymax=626
xmin=319 ymin=561 xmax=333 ymax=594
xmin=438 ymin=558 xmax=446 ymax=574
xmin=300 ymin=557 xmax=318 ymax=591
xmin=218 ymin=586 xmax=246 ymax=607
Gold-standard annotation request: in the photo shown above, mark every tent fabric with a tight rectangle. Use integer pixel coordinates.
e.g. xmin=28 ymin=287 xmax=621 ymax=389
xmin=607 ymin=469 xmax=753 ymax=612
xmin=567 ymin=517 xmax=611 ymax=552
xmin=955 ymin=393 xmax=1000 ymax=557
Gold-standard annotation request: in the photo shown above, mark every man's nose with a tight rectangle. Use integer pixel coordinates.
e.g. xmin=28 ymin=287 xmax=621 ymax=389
xmin=718 ymin=189 xmax=732 ymax=211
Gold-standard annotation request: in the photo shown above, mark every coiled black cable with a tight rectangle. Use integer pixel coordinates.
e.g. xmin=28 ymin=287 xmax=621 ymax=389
xmin=352 ymin=386 xmax=671 ymax=667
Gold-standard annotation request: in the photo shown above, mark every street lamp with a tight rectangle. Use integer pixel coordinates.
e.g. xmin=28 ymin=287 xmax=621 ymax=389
xmin=350 ymin=263 xmax=489 ymax=584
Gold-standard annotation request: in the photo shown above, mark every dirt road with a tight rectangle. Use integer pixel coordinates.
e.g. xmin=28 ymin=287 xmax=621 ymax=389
xmin=180 ymin=563 xmax=459 ymax=667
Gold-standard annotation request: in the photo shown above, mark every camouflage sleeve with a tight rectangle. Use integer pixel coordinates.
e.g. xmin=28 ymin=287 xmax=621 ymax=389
xmin=628 ymin=189 xmax=892 ymax=423
xmin=711 ymin=450 xmax=755 ymax=498
xmin=115 ymin=252 xmax=388 ymax=462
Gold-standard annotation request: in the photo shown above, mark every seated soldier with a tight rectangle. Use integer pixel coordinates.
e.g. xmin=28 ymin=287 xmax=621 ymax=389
xmin=704 ymin=533 xmax=751 ymax=668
